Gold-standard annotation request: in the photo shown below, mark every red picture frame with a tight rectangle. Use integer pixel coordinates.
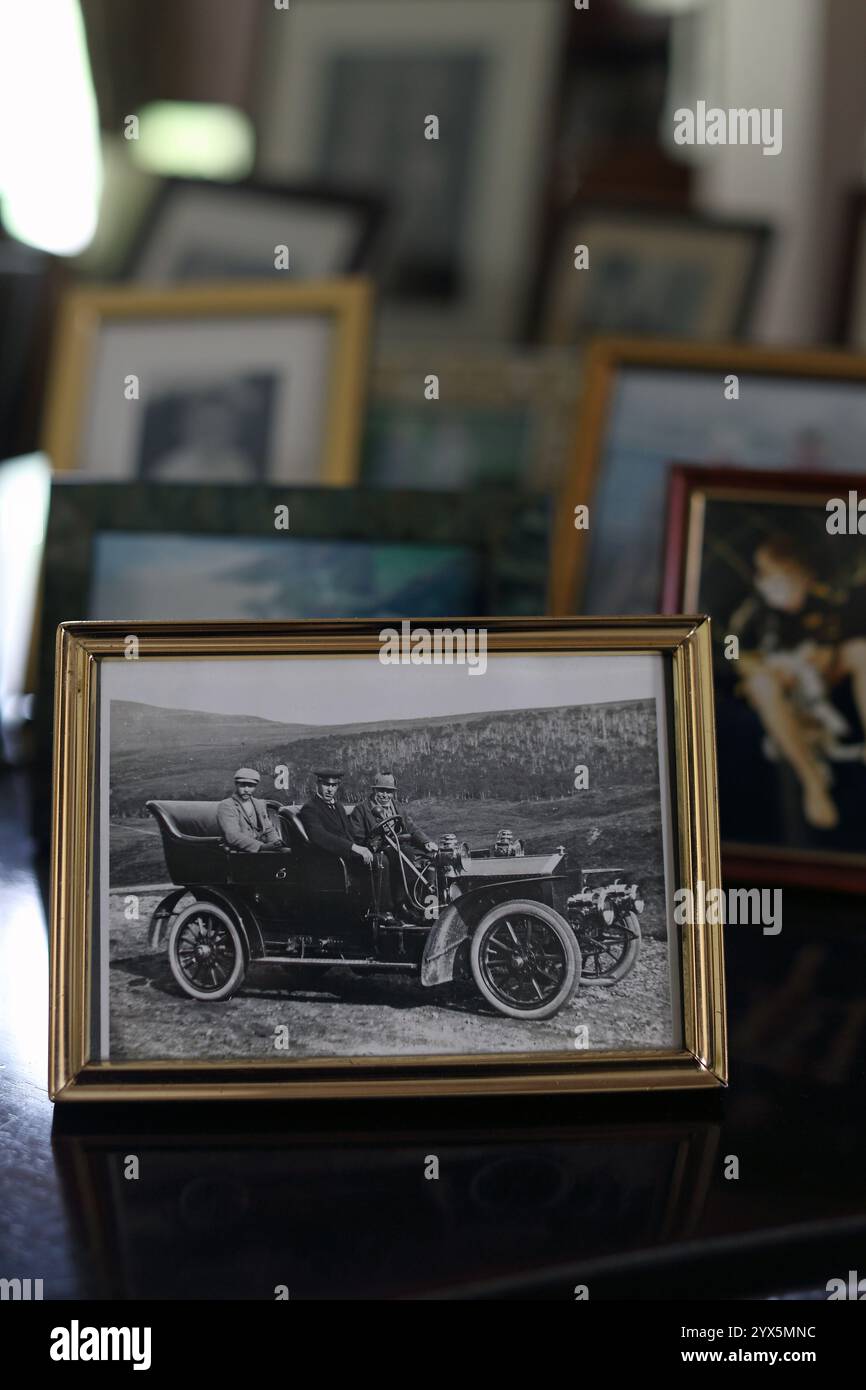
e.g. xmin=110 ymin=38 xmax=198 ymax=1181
xmin=662 ymin=462 xmax=866 ymax=894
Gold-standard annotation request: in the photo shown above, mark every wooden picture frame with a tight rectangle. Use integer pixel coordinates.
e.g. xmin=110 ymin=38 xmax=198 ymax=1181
xmin=551 ymin=337 xmax=866 ymax=616
xmin=49 ymin=616 xmax=725 ymax=1102
xmin=529 ymin=204 xmax=771 ymax=346
xmin=663 ymin=464 xmax=866 ymax=892
xmin=41 ymin=279 xmax=372 ymax=485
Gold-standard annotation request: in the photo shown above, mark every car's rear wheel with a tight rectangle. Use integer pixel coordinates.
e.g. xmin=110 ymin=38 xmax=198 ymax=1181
xmin=470 ymin=900 xmax=580 ymax=1020
xmin=168 ymin=902 xmax=247 ymax=1001
xmin=579 ymin=911 xmax=642 ymax=986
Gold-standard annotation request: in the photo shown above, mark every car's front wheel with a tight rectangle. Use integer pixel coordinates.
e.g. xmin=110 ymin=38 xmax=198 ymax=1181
xmin=470 ymin=900 xmax=580 ymax=1020
xmin=168 ymin=901 xmax=247 ymax=1001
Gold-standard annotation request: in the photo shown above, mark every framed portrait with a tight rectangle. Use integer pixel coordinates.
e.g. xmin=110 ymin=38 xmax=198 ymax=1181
xmin=361 ymin=351 xmax=581 ymax=493
xmin=530 ymin=206 xmax=771 ymax=346
xmin=551 ymin=337 xmax=866 ymax=616
xmin=834 ymin=188 xmax=866 ymax=349
xmin=663 ymin=465 xmax=866 ymax=892
xmin=41 ymin=280 xmax=372 ymax=484
xmin=49 ymin=617 xmax=725 ymax=1102
xmin=255 ymin=0 xmax=562 ymax=339
xmin=126 ymin=178 xmax=386 ymax=284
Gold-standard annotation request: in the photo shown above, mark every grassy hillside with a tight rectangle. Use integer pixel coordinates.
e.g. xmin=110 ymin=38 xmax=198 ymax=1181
xmin=109 ymin=697 xmax=660 ymax=815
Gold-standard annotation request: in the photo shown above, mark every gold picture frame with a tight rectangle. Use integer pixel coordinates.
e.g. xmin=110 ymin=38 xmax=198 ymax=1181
xmin=551 ymin=336 xmax=866 ymax=616
xmin=50 ymin=616 xmax=726 ymax=1102
xmin=41 ymin=278 xmax=373 ymax=484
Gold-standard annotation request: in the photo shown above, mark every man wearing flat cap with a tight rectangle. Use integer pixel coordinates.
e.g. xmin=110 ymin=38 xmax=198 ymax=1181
xmin=299 ymin=770 xmax=391 ymax=906
xmin=217 ymin=768 xmax=284 ymax=853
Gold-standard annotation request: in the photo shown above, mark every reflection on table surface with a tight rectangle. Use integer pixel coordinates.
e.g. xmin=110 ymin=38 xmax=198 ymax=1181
xmin=2 ymin=769 xmax=866 ymax=1299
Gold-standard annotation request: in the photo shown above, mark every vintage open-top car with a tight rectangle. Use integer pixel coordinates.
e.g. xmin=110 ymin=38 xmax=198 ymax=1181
xmin=146 ymin=799 xmax=585 ymax=1020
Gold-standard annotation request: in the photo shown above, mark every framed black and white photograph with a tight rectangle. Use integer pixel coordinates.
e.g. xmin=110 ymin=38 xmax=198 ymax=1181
xmin=255 ymin=0 xmax=563 ymax=339
xmin=531 ymin=205 xmax=771 ymax=346
xmin=361 ymin=350 xmax=580 ymax=494
xmin=127 ymin=179 xmax=386 ymax=284
xmin=41 ymin=280 xmax=372 ymax=484
xmin=49 ymin=617 xmax=725 ymax=1102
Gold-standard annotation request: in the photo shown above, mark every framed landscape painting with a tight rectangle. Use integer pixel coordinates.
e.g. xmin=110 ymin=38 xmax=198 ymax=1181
xmin=49 ymin=617 xmax=725 ymax=1101
xmin=31 ymin=481 xmax=551 ymax=827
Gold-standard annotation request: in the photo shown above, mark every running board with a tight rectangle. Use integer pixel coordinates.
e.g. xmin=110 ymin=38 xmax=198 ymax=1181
xmin=261 ymin=956 xmax=417 ymax=970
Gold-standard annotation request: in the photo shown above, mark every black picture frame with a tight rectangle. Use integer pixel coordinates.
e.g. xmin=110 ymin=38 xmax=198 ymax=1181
xmin=124 ymin=177 xmax=387 ymax=283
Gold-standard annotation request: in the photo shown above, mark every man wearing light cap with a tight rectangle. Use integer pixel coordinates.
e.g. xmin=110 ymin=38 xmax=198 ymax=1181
xmin=217 ymin=768 xmax=284 ymax=853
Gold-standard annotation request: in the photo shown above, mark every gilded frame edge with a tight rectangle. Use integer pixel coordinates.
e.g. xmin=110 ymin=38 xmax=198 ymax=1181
xmin=40 ymin=277 xmax=374 ymax=486
xmin=49 ymin=616 xmax=726 ymax=1102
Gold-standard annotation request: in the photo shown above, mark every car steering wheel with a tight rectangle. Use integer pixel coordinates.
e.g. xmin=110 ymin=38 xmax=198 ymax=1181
xmin=364 ymin=814 xmax=401 ymax=845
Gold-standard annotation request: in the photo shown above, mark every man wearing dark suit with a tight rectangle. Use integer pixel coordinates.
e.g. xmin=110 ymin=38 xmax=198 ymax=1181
xmin=299 ymin=769 xmax=394 ymax=921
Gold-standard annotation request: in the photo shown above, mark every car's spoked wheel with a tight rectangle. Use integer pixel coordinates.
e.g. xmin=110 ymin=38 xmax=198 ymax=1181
xmin=470 ymin=900 xmax=580 ymax=1020
xmin=579 ymin=912 xmax=641 ymax=986
xmin=168 ymin=902 xmax=247 ymax=1001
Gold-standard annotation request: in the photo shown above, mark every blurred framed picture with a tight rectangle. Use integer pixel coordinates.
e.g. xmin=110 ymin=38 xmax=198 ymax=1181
xmin=664 ymin=464 xmax=866 ymax=891
xmin=127 ymin=178 xmax=386 ymax=284
xmin=41 ymin=280 xmax=372 ymax=484
xmin=834 ymin=188 xmax=866 ymax=349
xmin=361 ymin=351 xmax=580 ymax=493
xmin=31 ymin=478 xmax=551 ymax=774
xmin=551 ymin=337 xmax=866 ymax=616
xmin=255 ymin=0 xmax=562 ymax=339
xmin=530 ymin=206 xmax=771 ymax=346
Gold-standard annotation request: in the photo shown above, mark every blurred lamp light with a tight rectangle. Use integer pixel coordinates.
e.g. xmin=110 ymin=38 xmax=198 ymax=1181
xmin=129 ymin=103 xmax=255 ymax=180
xmin=0 ymin=0 xmax=101 ymax=255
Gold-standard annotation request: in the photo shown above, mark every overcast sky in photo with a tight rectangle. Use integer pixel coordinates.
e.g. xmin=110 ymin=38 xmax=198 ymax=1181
xmin=100 ymin=650 xmax=666 ymax=725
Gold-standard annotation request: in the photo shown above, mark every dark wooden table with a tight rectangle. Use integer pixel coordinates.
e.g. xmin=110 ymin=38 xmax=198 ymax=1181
xmin=2 ymin=768 xmax=864 ymax=1300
